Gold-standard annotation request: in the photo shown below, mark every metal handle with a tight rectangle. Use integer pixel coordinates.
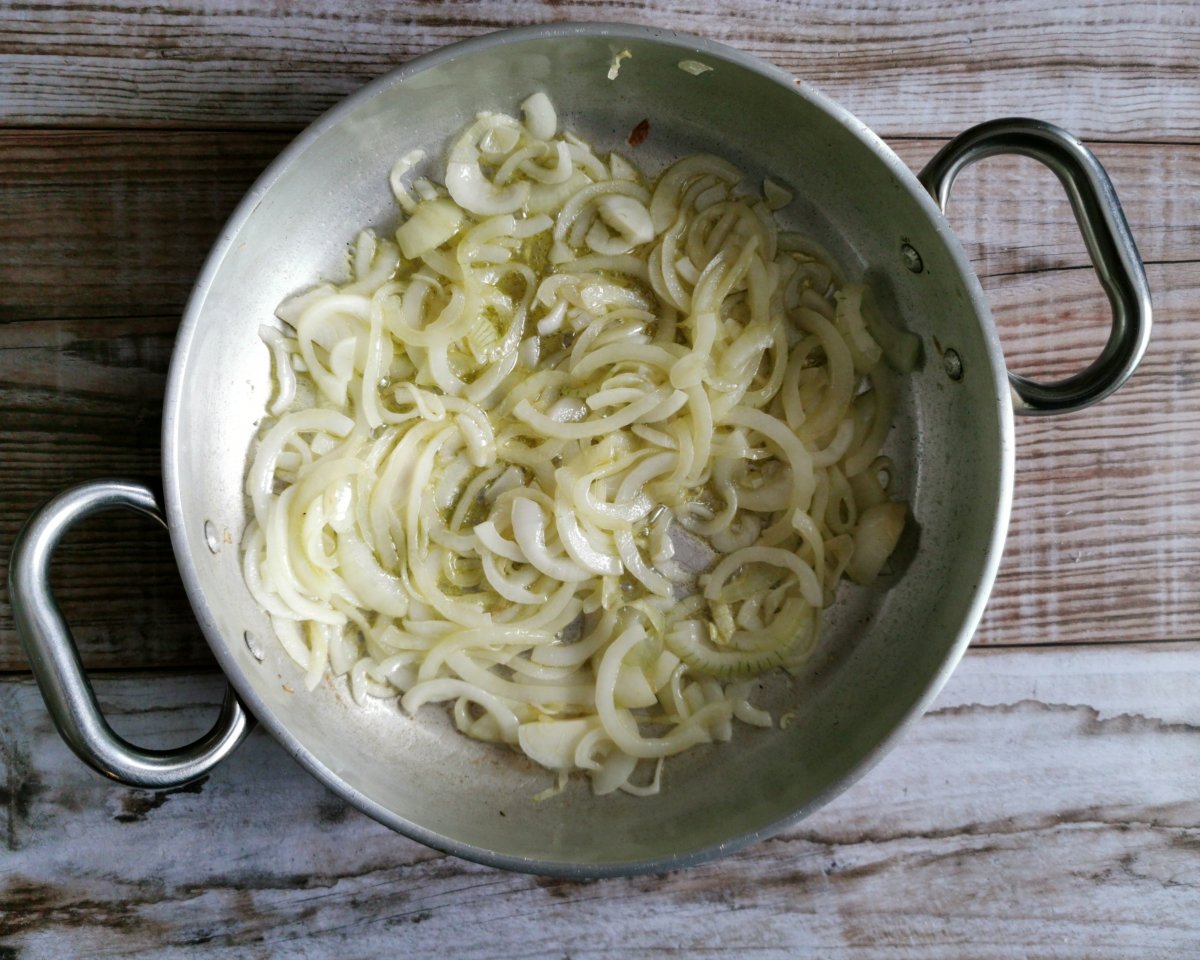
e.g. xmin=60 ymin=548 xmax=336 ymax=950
xmin=919 ymin=118 xmax=1152 ymax=415
xmin=8 ymin=479 xmax=252 ymax=789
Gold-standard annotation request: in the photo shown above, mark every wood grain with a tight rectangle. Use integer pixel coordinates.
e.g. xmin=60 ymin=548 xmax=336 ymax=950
xmin=0 ymin=130 xmax=292 ymax=320
xmin=0 ymin=315 xmax=210 ymax=670
xmin=976 ymin=261 xmax=1200 ymax=646
xmin=1 ymin=137 xmax=1196 ymax=667
xmin=3 ymin=642 xmax=1198 ymax=958
xmin=2 ymin=0 xmax=1198 ymax=141
xmin=2 ymin=2 xmax=1196 ymax=955
xmin=2 ymin=133 xmax=1193 ymax=320
xmin=888 ymin=140 xmax=1200 ymax=274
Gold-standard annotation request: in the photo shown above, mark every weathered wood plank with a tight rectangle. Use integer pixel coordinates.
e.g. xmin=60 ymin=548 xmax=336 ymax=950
xmin=2 ymin=261 xmax=1193 ymax=667
xmin=2 ymin=642 xmax=1198 ymax=957
xmin=1 ymin=132 xmax=1193 ymax=320
xmin=0 ymin=130 xmax=293 ymax=321
xmin=1 ymin=183 xmax=1196 ymax=667
xmin=976 ymin=261 xmax=1200 ymax=646
xmin=1 ymin=2 xmax=1192 ymax=955
xmin=0 ymin=315 xmax=210 ymax=670
xmin=887 ymin=140 xmax=1200 ymax=277
xmin=1 ymin=0 xmax=1198 ymax=140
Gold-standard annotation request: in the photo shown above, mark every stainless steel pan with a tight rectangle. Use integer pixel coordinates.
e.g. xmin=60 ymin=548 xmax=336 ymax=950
xmin=9 ymin=23 xmax=1150 ymax=876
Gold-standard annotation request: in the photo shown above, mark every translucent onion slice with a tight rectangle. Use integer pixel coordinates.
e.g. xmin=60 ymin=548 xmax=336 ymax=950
xmin=510 ymin=497 xmax=592 ymax=582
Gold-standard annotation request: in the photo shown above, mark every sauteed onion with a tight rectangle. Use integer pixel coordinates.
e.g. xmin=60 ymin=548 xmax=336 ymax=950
xmin=243 ymin=94 xmax=912 ymax=797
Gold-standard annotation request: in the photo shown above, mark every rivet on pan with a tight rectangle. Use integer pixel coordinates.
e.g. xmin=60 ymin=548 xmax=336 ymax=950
xmin=900 ymin=242 xmax=924 ymax=274
xmin=943 ymin=348 xmax=964 ymax=381
xmin=204 ymin=520 xmax=220 ymax=554
xmin=244 ymin=630 xmax=266 ymax=662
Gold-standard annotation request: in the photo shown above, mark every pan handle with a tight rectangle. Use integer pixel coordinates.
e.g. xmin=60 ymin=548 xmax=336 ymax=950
xmin=8 ymin=479 xmax=252 ymax=789
xmin=918 ymin=118 xmax=1152 ymax=415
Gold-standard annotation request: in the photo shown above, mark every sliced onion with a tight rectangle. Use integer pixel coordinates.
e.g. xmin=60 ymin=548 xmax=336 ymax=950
xmin=518 ymin=717 xmax=594 ymax=770
xmin=846 ymin=501 xmax=907 ymax=585
xmin=510 ymin=497 xmax=591 ymax=582
xmin=247 ymin=94 xmax=911 ymax=804
xmin=554 ymin=500 xmax=622 ymax=576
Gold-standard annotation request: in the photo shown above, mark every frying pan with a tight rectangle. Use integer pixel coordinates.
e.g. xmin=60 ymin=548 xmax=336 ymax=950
xmin=9 ymin=23 xmax=1150 ymax=876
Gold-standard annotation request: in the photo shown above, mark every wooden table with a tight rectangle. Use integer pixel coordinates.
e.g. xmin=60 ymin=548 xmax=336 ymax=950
xmin=2 ymin=2 xmax=1198 ymax=956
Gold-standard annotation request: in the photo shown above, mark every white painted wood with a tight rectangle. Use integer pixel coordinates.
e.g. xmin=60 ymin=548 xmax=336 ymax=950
xmin=2 ymin=0 xmax=1198 ymax=140
xmin=2 ymin=643 xmax=1198 ymax=958
xmin=975 ymin=263 xmax=1200 ymax=647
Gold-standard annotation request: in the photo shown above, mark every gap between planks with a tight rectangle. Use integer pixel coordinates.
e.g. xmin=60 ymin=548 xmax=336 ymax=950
xmin=3 ymin=123 xmax=1198 ymax=150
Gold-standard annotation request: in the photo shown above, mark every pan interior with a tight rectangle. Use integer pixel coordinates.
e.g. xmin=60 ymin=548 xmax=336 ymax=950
xmin=165 ymin=25 xmax=1011 ymax=873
